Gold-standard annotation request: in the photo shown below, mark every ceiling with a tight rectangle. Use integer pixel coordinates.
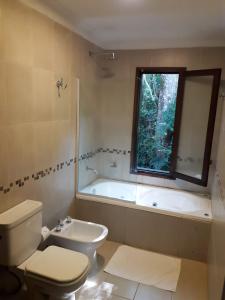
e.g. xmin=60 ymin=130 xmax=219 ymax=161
xmin=21 ymin=0 xmax=225 ymax=50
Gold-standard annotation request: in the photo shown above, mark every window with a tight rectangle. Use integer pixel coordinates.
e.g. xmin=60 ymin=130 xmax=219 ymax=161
xmin=131 ymin=67 xmax=221 ymax=186
xmin=131 ymin=67 xmax=185 ymax=178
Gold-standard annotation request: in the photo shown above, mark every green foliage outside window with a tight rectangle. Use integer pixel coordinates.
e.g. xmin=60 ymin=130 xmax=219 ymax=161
xmin=136 ymin=73 xmax=179 ymax=172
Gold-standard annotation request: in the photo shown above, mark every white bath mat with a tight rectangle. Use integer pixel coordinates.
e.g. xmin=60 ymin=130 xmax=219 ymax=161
xmin=104 ymin=245 xmax=181 ymax=292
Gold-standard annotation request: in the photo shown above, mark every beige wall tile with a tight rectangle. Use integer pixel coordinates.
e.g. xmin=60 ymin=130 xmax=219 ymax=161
xmin=208 ymin=174 xmax=225 ymax=300
xmin=150 ymin=49 xmax=177 ymax=67
xmin=0 ymin=126 xmax=8 ymax=186
xmin=79 ymin=39 xmax=99 ymax=83
xmin=53 ymin=23 xmax=73 ymax=75
xmin=0 ymin=0 xmax=97 ymax=229
xmin=31 ymin=10 xmax=54 ymax=70
xmin=2 ymin=0 xmax=33 ymax=66
xmin=208 ymin=232 xmax=222 ymax=300
xmin=6 ymin=62 xmax=34 ymax=124
xmin=7 ymin=123 xmax=35 ymax=181
xmin=33 ymin=121 xmax=55 ymax=170
xmin=177 ymin=219 xmax=210 ymax=262
xmin=75 ymin=201 xmax=209 ymax=261
xmin=71 ymin=34 xmax=82 ymax=78
xmin=0 ymin=0 xmax=4 ymax=63
xmin=0 ymin=63 xmax=7 ymax=126
xmin=33 ymin=68 xmax=54 ymax=121
xmin=52 ymin=120 xmax=75 ymax=163
xmin=173 ymin=48 xmax=205 ymax=69
xmin=70 ymin=77 xmax=79 ymax=122
xmin=124 ymin=208 xmax=180 ymax=257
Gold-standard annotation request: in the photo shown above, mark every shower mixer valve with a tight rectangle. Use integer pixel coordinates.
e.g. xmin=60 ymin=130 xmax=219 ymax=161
xmin=56 ymin=78 xmax=68 ymax=97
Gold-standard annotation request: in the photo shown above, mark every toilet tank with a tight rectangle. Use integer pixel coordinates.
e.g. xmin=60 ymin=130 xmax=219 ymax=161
xmin=0 ymin=200 xmax=42 ymax=266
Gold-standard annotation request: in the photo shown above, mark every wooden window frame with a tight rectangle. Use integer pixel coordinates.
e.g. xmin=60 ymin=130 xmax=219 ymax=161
xmin=174 ymin=69 xmax=221 ymax=186
xmin=130 ymin=67 xmax=221 ymax=186
xmin=130 ymin=67 xmax=186 ymax=179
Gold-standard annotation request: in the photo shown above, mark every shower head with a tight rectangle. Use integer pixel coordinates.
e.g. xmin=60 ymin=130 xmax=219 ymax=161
xmin=89 ymin=50 xmax=117 ymax=61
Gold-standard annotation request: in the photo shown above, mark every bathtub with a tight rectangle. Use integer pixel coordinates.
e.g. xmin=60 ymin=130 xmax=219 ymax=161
xmin=78 ymin=178 xmax=212 ymax=222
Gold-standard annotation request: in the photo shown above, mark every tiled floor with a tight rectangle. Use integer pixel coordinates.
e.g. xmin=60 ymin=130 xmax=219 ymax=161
xmin=76 ymin=241 xmax=208 ymax=300
xmin=6 ymin=241 xmax=208 ymax=300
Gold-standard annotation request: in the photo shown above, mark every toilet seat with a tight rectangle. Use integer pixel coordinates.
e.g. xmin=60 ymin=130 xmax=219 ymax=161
xmin=23 ymin=246 xmax=89 ymax=299
xmin=25 ymin=246 xmax=89 ymax=284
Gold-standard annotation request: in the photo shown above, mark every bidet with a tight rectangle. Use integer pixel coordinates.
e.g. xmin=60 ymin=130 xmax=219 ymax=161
xmin=50 ymin=218 xmax=108 ymax=264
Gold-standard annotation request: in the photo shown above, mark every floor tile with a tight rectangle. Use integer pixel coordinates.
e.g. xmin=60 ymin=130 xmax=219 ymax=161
xmin=14 ymin=241 xmax=207 ymax=300
xmin=103 ymin=273 xmax=139 ymax=299
xmin=134 ymin=284 xmax=172 ymax=300
xmin=172 ymin=259 xmax=208 ymax=300
xmin=97 ymin=241 xmax=208 ymax=300
xmin=77 ymin=271 xmax=138 ymax=300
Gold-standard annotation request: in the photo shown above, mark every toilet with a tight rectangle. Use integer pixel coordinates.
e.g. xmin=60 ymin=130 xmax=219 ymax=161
xmin=0 ymin=200 xmax=89 ymax=300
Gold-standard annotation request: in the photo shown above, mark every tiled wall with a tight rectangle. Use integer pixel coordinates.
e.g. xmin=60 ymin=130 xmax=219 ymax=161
xmin=99 ymin=49 xmax=225 ymax=193
xmin=76 ymin=198 xmax=211 ymax=262
xmin=208 ymin=94 xmax=225 ymax=299
xmin=78 ymin=48 xmax=225 ymax=193
xmin=0 ymin=0 xmax=100 ymax=227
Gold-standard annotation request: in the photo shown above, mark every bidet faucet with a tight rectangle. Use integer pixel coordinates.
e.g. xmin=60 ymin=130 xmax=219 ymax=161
xmin=65 ymin=216 xmax=72 ymax=223
xmin=55 ymin=225 xmax=61 ymax=232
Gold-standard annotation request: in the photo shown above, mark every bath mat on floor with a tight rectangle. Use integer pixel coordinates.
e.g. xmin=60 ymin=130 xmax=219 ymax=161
xmin=104 ymin=245 xmax=181 ymax=292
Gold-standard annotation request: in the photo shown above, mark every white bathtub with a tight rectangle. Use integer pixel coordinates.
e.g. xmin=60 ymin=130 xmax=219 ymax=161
xmin=79 ymin=178 xmax=212 ymax=222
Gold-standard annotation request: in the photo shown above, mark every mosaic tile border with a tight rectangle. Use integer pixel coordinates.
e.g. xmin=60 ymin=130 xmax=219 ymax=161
xmin=0 ymin=147 xmax=131 ymax=194
xmin=78 ymin=149 xmax=203 ymax=165
xmin=78 ymin=148 xmax=101 ymax=161
xmin=0 ymin=157 xmax=76 ymax=195
xmin=78 ymin=147 xmax=131 ymax=161
xmin=100 ymin=148 xmax=131 ymax=155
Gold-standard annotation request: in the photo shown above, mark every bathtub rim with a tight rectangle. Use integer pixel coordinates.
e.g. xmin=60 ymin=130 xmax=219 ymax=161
xmin=76 ymin=192 xmax=212 ymax=224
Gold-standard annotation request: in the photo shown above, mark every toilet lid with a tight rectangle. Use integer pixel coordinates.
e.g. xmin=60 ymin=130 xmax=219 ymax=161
xmin=25 ymin=246 xmax=89 ymax=283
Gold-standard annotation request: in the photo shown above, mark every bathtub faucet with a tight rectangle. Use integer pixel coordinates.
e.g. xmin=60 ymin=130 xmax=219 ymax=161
xmin=86 ymin=166 xmax=98 ymax=175
xmin=110 ymin=161 xmax=117 ymax=168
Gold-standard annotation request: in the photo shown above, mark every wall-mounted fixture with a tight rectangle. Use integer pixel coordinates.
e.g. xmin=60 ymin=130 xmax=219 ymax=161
xmin=56 ymin=78 xmax=68 ymax=98
xmin=89 ymin=50 xmax=117 ymax=61
xmin=86 ymin=166 xmax=98 ymax=175
xmin=110 ymin=161 xmax=117 ymax=168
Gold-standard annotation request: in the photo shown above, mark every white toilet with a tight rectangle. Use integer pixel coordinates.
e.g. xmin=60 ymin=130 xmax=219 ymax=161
xmin=0 ymin=200 xmax=89 ymax=300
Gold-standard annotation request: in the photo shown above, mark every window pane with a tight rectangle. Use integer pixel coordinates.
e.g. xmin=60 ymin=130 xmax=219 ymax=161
xmin=176 ymin=75 xmax=213 ymax=179
xmin=136 ymin=73 xmax=179 ymax=173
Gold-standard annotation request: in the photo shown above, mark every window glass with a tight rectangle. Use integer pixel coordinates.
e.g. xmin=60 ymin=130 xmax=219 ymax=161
xmin=176 ymin=76 xmax=213 ymax=179
xmin=136 ymin=73 xmax=179 ymax=173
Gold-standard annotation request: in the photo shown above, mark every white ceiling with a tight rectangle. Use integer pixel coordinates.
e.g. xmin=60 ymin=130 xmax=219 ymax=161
xmin=21 ymin=0 xmax=225 ymax=50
